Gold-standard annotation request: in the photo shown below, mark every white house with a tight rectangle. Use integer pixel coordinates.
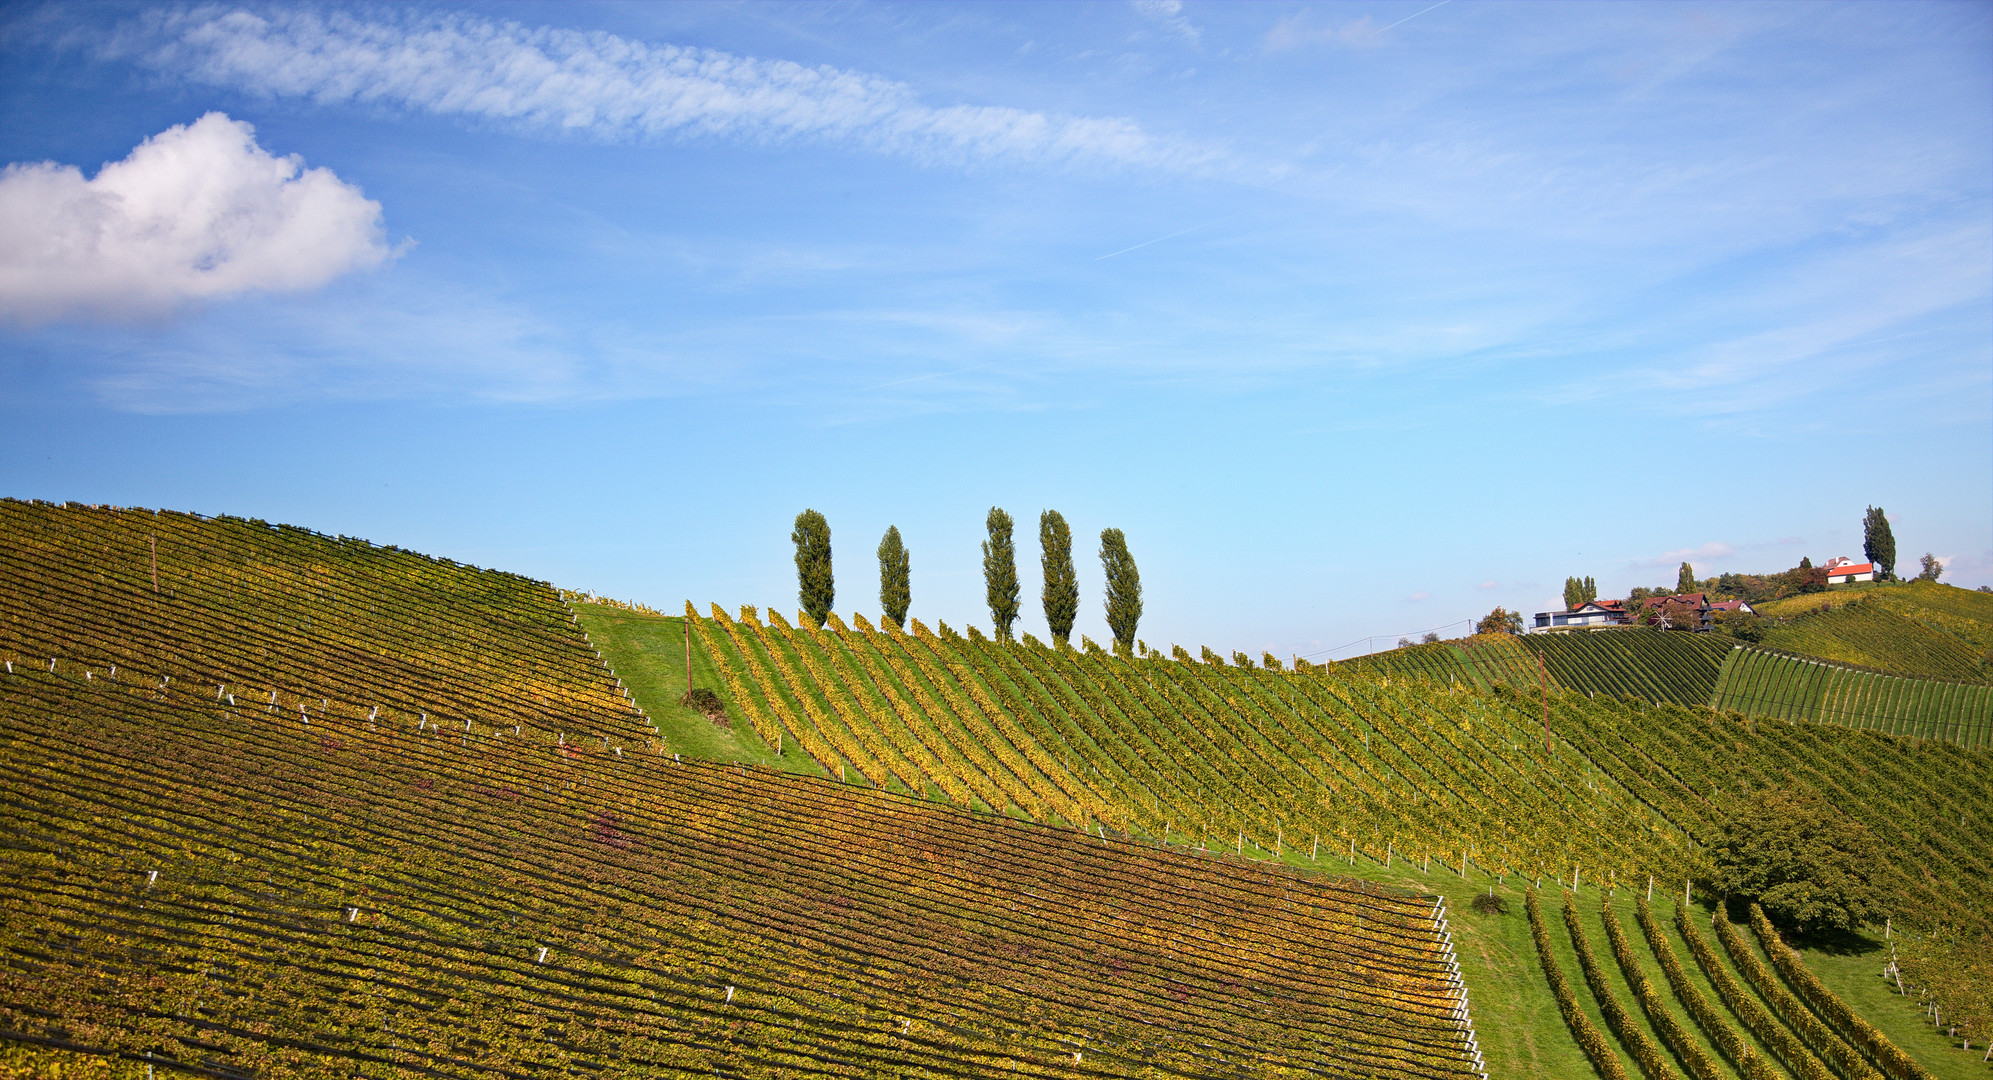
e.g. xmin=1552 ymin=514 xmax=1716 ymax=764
xmin=1532 ymin=600 xmax=1630 ymax=630
xmin=1823 ymin=557 xmax=1877 ymax=585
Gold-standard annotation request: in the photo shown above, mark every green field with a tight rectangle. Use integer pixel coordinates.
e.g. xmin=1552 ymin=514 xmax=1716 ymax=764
xmin=5 ymin=499 xmax=1989 ymax=1079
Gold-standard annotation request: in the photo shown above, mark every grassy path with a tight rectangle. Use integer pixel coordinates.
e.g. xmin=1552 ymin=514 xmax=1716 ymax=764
xmin=573 ymin=605 xmax=821 ymax=775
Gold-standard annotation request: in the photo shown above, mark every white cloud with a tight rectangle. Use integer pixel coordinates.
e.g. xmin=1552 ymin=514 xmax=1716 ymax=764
xmin=111 ymin=7 xmax=1214 ymax=172
xmin=1476 ymin=580 xmax=1497 ymax=590
xmin=0 ymin=112 xmax=392 ymax=324
xmin=1132 ymin=0 xmax=1201 ymax=44
xmin=1407 ymin=590 xmax=1431 ymax=602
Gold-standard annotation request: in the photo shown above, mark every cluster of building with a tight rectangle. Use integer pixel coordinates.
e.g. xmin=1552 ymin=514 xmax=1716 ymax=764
xmin=1530 ymin=557 xmax=1876 ymax=632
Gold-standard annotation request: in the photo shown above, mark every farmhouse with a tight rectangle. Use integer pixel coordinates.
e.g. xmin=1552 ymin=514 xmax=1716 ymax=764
xmin=1823 ymin=556 xmax=1877 ymax=584
xmin=1532 ymin=599 xmax=1631 ymax=630
xmin=1710 ymin=599 xmax=1758 ymax=616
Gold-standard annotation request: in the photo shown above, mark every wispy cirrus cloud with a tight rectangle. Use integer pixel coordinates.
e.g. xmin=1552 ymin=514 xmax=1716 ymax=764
xmin=100 ymin=5 xmax=1218 ymax=172
xmin=1131 ymin=0 xmax=1201 ymax=45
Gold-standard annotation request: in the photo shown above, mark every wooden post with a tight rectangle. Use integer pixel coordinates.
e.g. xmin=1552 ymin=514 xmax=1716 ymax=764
xmin=148 ymin=536 xmax=159 ymax=593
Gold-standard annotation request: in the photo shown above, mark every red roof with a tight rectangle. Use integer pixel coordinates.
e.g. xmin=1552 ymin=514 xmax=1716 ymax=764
xmin=1826 ymin=563 xmax=1875 ymax=577
xmin=1710 ymin=600 xmax=1752 ymax=612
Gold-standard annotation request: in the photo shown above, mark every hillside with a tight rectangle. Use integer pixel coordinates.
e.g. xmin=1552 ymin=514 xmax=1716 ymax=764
xmin=0 ymin=501 xmax=1479 ymax=1079
xmin=642 ymin=601 xmax=1991 ymax=1071
xmin=1752 ymin=583 xmax=1993 ymax=683
xmin=1348 ymin=629 xmax=1733 ymax=707
xmin=4 ymin=499 xmax=1987 ymax=1080
xmin=1712 ymin=647 xmax=1992 ymax=749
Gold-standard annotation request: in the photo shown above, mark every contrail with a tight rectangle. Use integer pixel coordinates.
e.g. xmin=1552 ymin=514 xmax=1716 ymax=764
xmin=1094 ymin=223 xmax=1208 ymax=261
xmin=1378 ymin=0 xmax=1450 ymax=34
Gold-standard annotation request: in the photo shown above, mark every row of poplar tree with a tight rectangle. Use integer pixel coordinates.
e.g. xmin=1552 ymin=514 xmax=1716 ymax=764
xmin=790 ymin=509 xmax=1146 ymax=653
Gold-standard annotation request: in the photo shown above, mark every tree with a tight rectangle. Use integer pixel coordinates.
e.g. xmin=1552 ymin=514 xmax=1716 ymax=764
xmin=1676 ymin=561 xmax=1698 ymax=594
xmin=982 ymin=507 xmax=1019 ymax=641
xmin=1708 ymin=785 xmax=1885 ymax=936
xmin=1476 ymin=606 xmax=1523 ymax=636
xmin=1562 ymin=577 xmax=1585 ymax=610
xmin=1916 ymin=552 xmax=1943 ymax=583
xmin=1713 ymin=609 xmax=1764 ymax=643
xmin=876 ymin=526 xmax=910 ymax=629
xmin=1039 ymin=510 xmax=1078 ymax=647
xmin=791 ymin=510 xmax=833 ymax=629
xmin=1584 ymin=576 xmax=1597 ymax=603
xmin=1099 ymin=528 xmax=1142 ymax=656
xmin=1421 ymin=631 xmax=1441 ymax=644
xmin=1862 ymin=506 xmax=1896 ymax=580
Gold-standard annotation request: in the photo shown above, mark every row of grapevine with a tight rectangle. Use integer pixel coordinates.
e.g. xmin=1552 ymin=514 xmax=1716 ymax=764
xmin=1348 ymin=635 xmax=1543 ymax=691
xmin=1755 ymin=596 xmax=1989 ymax=683
xmin=1 ymin=664 xmax=1479 ymax=1079
xmin=1710 ymin=647 xmax=1992 ymax=750
xmin=0 ymin=499 xmax=647 ymax=748
xmin=1524 ymin=630 xmax=1733 ymax=707
xmin=1535 ymin=887 xmax=1935 ymax=1080
xmin=704 ymin=609 xmax=1698 ymax=889
xmin=675 ymin=606 xmax=1993 ymax=1057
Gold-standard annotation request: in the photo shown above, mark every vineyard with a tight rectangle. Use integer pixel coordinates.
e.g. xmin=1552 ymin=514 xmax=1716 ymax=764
xmin=0 ymin=501 xmax=1480 ymax=1079
xmin=1712 ymin=648 xmax=1993 ymax=750
xmin=1352 ymin=624 xmax=1988 ymax=751
xmin=1348 ymin=629 xmax=1730 ymax=708
xmin=5 ymin=499 xmax=1989 ymax=1080
xmin=1752 ymin=586 xmax=1993 ymax=683
xmin=670 ymin=601 xmax=1992 ymax=1063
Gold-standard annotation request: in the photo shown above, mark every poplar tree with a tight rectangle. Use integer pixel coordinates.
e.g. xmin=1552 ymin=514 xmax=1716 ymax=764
xmin=982 ymin=507 xmax=1020 ymax=641
xmin=1563 ymin=577 xmax=1584 ymax=609
xmin=1039 ymin=510 xmax=1078 ymax=647
xmin=877 ymin=526 xmax=910 ymax=629
xmin=1863 ymin=506 xmax=1896 ymax=579
xmin=1676 ymin=561 xmax=1697 ymax=594
xmin=1099 ymin=527 xmax=1142 ymax=655
xmin=1584 ymin=576 xmax=1597 ymax=603
xmin=791 ymin=509 xmax=833 ymax=629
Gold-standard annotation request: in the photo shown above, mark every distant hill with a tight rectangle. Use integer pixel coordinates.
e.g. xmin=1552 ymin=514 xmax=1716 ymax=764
xmin=1752 ymin=581 xmax=1993 ymax=682
xmin=1347 ymin=627 xmax=1731 ymax=707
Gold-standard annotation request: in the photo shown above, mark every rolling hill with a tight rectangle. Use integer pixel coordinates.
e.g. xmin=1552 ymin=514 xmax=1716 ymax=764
xmin=4 ymin=499 xmax=1988 ymax=1079
xmin=0 ymin=501 xmax=1478 ymax=1079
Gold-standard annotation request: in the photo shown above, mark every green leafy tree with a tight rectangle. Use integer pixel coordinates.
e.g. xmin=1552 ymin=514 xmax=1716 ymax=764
xmin=1915 ymin=552 xmax=1943 ymax=583
xmin=791 ymin=509 xmax=833 ymax=629
xmin=1476 ymin=606 xmax=1523 ymax=636
xmin=1708 ymin=785 xmax=1885 ymax=936
xmin=982 ymin=507 xmax=1019 ymax=641
xmin=1563 ymin=577 xmax=1585 ymax=609
xmin=1099 ymin=527 xmax=1142 ymax=656
xmin=1039 ymin=510 xmax=1078 ymax=646
xmin=876 ymin=526 xmax=910 ymax=629
xmin=1584 ymin=576 xmax=1597 ymax=603
xmin=1713 ymin=609 xmax=1764 ymax=643
xmin=1862 ymin=506 xmax=1896 ymax=580
xmin=1676 ymin=561 xmax=1698 ymax=594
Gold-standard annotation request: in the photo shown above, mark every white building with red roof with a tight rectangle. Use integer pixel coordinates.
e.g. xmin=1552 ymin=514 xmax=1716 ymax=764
xmin=1823 ymin=557 xmax=1877 ymax=584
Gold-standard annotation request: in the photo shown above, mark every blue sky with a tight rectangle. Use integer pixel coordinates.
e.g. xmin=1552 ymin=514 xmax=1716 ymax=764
xmin=2 ymin=1 xmax=1988 ymax=659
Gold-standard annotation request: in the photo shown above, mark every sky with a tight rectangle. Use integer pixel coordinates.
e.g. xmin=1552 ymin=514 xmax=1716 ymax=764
xmin=1 ymin=0 xmax=1988 ymax=660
